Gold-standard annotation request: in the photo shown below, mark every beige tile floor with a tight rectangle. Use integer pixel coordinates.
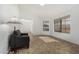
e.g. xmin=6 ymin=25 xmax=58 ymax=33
xmin=14 ymin=33 xmax=79 ymax=54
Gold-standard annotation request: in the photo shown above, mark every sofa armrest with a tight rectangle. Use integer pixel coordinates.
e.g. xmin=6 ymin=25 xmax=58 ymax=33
xmin=21 ymin=33 xmax=28 ymax=36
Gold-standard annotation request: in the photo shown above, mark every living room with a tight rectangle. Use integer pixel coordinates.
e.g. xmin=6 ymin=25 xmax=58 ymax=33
xmin=0 ymin=4 xmax=79 ymax=54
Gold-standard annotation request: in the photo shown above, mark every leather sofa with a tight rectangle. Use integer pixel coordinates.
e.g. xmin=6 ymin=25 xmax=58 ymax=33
xmin=8 ymin=30 xmax=30 ymax=53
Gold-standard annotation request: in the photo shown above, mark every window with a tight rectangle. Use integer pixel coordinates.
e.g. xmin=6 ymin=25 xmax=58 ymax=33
xmin=54 ymin=15 xmax=70 ymax=33
xmin=43 ymin=21 xmax=49 ymax=31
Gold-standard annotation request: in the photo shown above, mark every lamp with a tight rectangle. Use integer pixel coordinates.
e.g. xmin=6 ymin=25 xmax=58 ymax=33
xmin=6 ymin=17 xmax=22 ymax=31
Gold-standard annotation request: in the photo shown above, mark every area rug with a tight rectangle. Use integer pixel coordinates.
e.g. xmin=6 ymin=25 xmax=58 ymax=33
xmin=39 ymin=36 xmax=59 ymax=43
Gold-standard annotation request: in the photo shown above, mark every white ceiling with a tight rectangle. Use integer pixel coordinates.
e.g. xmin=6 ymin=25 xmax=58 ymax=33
xmin=18 ymin=4 xmax=76 ymax=20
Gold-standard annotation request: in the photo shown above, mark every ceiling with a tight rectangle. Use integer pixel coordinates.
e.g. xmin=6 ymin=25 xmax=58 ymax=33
xmin=18 ymin=4 xmax=76 ymax=20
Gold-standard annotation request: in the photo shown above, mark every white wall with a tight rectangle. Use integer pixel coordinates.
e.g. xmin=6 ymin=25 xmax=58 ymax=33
xmin=0 ymin=4 xmax=19 ymax=22
xmin=0 ymin=24 xmax=10 ymax=53
xmin=51 ymin=5 xmax=79 ymax=45
xmin=32 ymin=16 xmax=51 ymax=35
xmin=19 ymin=4 xmax=76 ymax=36
xmin=20 ymin=19 xmax=33 ymax=33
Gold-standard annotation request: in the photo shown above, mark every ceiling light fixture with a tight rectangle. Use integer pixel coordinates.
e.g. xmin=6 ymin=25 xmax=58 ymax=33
xmin=40 ymin=3 xmax=45 ymax=6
